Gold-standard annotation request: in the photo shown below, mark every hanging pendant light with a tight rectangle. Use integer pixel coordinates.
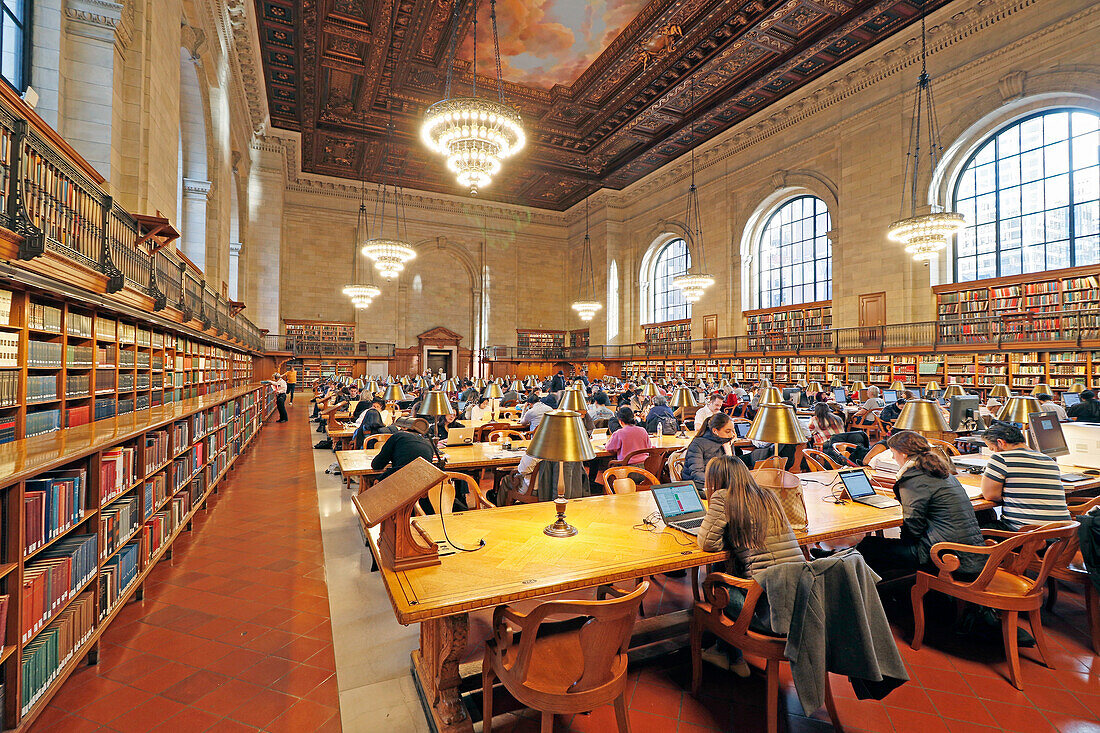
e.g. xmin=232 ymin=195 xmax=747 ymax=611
xmin=344 ymin=106 xmax=383 ymax=309
xmin=362 ymin=112 xmax=416 ymax=279
xmin=571 ymin=195 xmax=602 ymax=322
xmin=672 ymin=77 xmax=713 ymax=303
xmin=421 ymin=0 xmax=525 ymax=195
xmin=886 ymin=1 xmax=965 ymax=261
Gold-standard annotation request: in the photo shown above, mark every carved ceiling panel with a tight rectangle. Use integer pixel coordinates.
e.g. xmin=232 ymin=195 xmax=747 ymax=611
xmin=253 ymin=0 xmax=950 ymax=210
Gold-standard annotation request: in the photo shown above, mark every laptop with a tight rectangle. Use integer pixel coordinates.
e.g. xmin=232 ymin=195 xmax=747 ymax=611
xmin=838 ymin=469 xmax=900 ymax=508
xmin=1063 ymin=392 xmax=1081 ymax=407
xmin=882 ymin=389 xmax=898 ymax=405
xmin=734 ymin=421 xmax=752 ymax=439
xmin=446 ymin=426 xmax=474 ymax=445
xmin=952 ymin=455 xmax=990 ymax=472
xmin=651 ymin=482 xmax=707 ymax=535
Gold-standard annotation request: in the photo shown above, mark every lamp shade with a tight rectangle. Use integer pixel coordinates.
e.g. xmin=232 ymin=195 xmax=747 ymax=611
xmin=573 ymin=380 xmax=586 ymax=390
xmin=894 ymin=399 xmax=949 ymax=433
xmin=417 ymin=391 xmax=455 ymax=417
xmin=558 ymin=388 xmax=589 ymax=413
xmin=760 ymin=387 xmax=783 ymax=405
xmin=758 ymin=378 xmax=772 ymax=388
xmin=890 ymin=380 xmax=906 ymax=391
xmin=808 ymin=382 xmax=823 ymax=394
xmin=670 ymin=386 xmax=698 ymax=409
xmin=851 ymin=381 xmax=867 ymax=393
xmin=383 ymin=384 xmax=407 ymax=402
xmin=365 ymin=380 xmax=380 ymax=396
xmin=482 ymin=383 xmax=504 ymax=400
xmin=1069 ymin=383 xmax=1086 ymax=394
xmin=924 ymin=381 xmax=941 ymax=393
xmin=527 ymin=409 xmax=596 ymax=462
xmin=445 ymin=378 xmax=460 ymax=392
xmin=719 ymin=380 xmax=733 ymax=392
xmin=1029 ymin=383 xmax=1052 ymax=397
xmin=747 ymin=403 xmax=809 ymax=445
xmin=640 ymin=382 xmax=661 ymax=397
xmin=400 ymin=376 xmax=410 ymax=386
xmin=416 ymin=376 xmax=432 ymax=391
xmin=990 ymin=383 xmax=1012 ymax=400
xmin=942 ymin=384 xmax=966 ymax=399
xmin=998 ymin=396 xmax=1041 ymax=424
xmin=473 ymin=378 xmax=486 ymax=390
xmin=830 ymin=379 xmax=843 ymax=389
xmin=509 ymin=380 xmax=523 ymax=392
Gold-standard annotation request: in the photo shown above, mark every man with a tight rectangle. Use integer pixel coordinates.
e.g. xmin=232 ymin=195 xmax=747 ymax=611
xmin=284 ymin=366 xmax=297 ymax=404
xmin=549 ymin=370 xmax=567 ymax=393
xmin=1035 ymin=393 xmax=1068 ymax=421
xmin=353 ymin=397 xmax=388 ymax=446
xmin=853 ymin=386 xmax=885 ymax=425
xmin=880 ymin=390 xmax=911 ymax=426
xmin=521 ymin=393 xmax=557 ymax=433
xmin=267 ymin=372 xmax=288 ymax=423
xmin=694 ymin=392 xmax=724 ymax=429
xmin=587 ymin=392 xmax=615 ymax=421
xmin=645 ymin=395 xmax=678 ymax=434
xmin=370 ymin=422 xmax=439 ymax=511
xmin=980 ymin=422 xmax=1070 ymax=531
xmin=1067 ymin=389 xmax=1100 ymax=423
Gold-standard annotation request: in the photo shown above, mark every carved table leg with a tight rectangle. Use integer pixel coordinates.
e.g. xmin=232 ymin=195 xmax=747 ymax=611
xmin=412 ymin=613 xmax=472 ymax=733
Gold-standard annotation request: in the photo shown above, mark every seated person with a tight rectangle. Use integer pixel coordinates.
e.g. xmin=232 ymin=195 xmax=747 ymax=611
xmin=806 ymin=402 xmax=845 ymax=448
xmin=1035 ymin=393 xmax=1067 ymax=421
xmin=352 ymin=397 xmax=388 ymax=447
xmin=520 ymin=393 xmax=557 ymax=432
xmin=468 ymin=397 xmax=492 ymax=422
xmin=587 ymin=391 xmax=615 ymax=421
xmin=852 ymin=386 xmax=885 ymax=425
xmin=644 ymin=396 xmax=678 ymax=434
xmin=696 ymin=455 xmax=805 ymax=675
xmin=879 ymin=390 xmax=912 ymax=426
xmin=683 ymin=413 xmax=745 ymax=491
xmin=605 ymin=407 xmax=652 ymax=463
xmin=857 ymin=431 xmax=986 ymax=580
xmin=437 ymin=412 xmax=465 ymax=440
xmin=1067 ymin=389 xmax=1100 ymax=423
xmin=694 ymin=392 xmax=724 ymax=428
xmin=980 ymin=422 xmax=1070 ymax=531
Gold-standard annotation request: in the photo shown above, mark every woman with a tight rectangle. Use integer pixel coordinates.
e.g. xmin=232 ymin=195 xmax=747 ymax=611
xmin=697 ymin=455 xmax=805 ymax=675
xmin=806 ymin=402 xmax=844 ymax=448
xmin=604 ymin=407 xmax=652 ymax=464
xmin=856 ymin=430 xmax=986 ymax=580
xmin=683 ymin=413 xmax=742 ymax=491
xmin=469 ymin=397 xmax=492 ymax=422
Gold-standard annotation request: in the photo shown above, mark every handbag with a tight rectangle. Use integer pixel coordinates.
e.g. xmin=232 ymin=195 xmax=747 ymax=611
xmin=752 ymin=467 xmax=808 ymax=533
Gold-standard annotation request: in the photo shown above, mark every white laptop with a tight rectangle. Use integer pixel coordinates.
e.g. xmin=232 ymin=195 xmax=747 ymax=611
xmin=447 ymin=426 xmax=474 ymax=445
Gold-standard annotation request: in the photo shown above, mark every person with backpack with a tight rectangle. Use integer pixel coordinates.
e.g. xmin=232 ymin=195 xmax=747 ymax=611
xmin=645 ymin=395 xmax=678 ymax=434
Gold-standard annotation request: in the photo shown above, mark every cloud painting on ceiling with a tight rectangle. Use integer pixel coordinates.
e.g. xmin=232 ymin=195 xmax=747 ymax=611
xmin=459 ymin=0 xmax=648 ymax=88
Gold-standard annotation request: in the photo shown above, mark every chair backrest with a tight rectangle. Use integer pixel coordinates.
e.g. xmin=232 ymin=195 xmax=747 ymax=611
xmin=425 ymin=481 xmax=457 ymax=515
xmin=619 ymin=447 xmax=666 ymax=478
xmin=926 ymin=437 xmax=961 ymax=456
xmin=602 ymin=466 xmax=660 ymax=494
xmin=443 ymin=471 xmax=496 ymax=510
xmin=802 ymin=448 xmax=841 ymax=472
xmin=593 ymin=417 xmax=610 ymax=429
xmin=966 ymin=521 xmax=1080 ymax=596
xmin=363 ymin=433 xmax=391 ymax=450
xmin=502 ymin=582 xmax=649 ymax=693
xmin=667 ymin=449 xmax=686 ymax=481
xmin=487 ymin=429 xmax=526 ymax=443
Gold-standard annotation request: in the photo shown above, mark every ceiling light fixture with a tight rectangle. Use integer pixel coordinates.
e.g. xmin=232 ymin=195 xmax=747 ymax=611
xmin=672 ymin=76 xmax=714 ymax=303
xmin=887 ymin=1 xmax=965 ymax=261
xmin=362 ymin=111 xmax=416 ymax=279
xmin=344 ymin=105 xmax=383 ymax=309
xmin=571 ymin=194 xmax=602 ymax=322
xmin=421 ymin=0 xmax=525 ymax=196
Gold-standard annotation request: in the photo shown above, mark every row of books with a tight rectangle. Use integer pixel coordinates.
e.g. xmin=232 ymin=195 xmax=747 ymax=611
xmin=0 ymin=416 xmax=14 ymax=444
xmin=21 ymin=593 xmax=95 ymax=716
xmin=94 ymin=398 xmax=115 ymax=421
xmin=22 ymin=533 xmax=99 ymax=643
xmin=95 ymin=371 xmax=115 ymax=392
xmin=65 ymin=373 xmax=90 ymax=398
xmin=144 ymin=473 xmax=169 ymax=518
xmin=99 ymin=543 xmax=140 ymax=620
xmin=66 ymin=312 xmax=93 ymax=338
xmin=0 ymin=332 xmax=16 ymax=367
xmin=27 ymin=375 xmax=58 ymax=404
xmin=119 ymin=373 xmax=133 ymax=391
xmin=66 ymin=406 xmax=89 ymax=428
xmin=26 ymin=409 xmax=62 ymax=438
xmin=172 ymin=444 xmax=204 ymax=490
xmin=143 ymin=494 xmax=191 ymax=561
xmin=27 ymin=302 xmax=62 ymax=332
xmin=117 ymin=398 xmax=134 ymax=416
xmin=24 ymin=469 xmax=87 ymax=553
xmin=0 ymin=368 xmax=18 ymax=405
xmin=145 ymin=430 xmax=169 ymax=471
xmin=100 ymin=496 xmax=141 ymax=560
xmin=171 ymin=420 xmax=189 ymax=452
xmin=28 ymin=340 xmax=63 ymax=368
xmin=66 ymin=345 xmax=93 ymax=368
xmin=101 ymin=447 xmax=136 ymax=503
xmin=0 ymin=287 xmax=11 ymax=325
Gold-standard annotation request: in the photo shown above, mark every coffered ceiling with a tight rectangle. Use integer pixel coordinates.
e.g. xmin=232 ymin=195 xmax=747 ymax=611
xmin=253 ymin=0 xmax=949 ymax=210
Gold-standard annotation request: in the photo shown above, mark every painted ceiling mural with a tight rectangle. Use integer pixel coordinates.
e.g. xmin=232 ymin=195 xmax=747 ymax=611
xmin=254 ymin=0 xmax=951 ymax=210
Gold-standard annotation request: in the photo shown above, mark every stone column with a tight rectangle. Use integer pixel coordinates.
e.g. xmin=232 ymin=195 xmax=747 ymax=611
xmin=228 ymin=241 xmax=243 ymax=300
xmin=180 ymin=177 xmax=211 ymax=269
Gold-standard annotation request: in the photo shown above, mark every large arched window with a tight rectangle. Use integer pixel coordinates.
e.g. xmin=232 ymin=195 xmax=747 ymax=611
xmin=757 ymin=196 xmax=831 ymax=308
xmin=607 ymin=259 xmax=619 ymax=341
xmin=952 ymin=108 xmax=1099 ymax=281
xmin=651 ymin=238 xmax=691 ymax=323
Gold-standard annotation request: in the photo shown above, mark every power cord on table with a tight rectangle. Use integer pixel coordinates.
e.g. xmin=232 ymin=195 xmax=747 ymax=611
xmin=633 ymin=511 xmax=698 ymax=547
xmin=436 ymin=508 xmax=486 ymax=553
xmin=803 ymin=474 xmax=848 ymax=504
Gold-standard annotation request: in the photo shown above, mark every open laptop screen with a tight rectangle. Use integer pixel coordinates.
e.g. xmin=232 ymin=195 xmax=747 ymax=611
xmin=651 ymin=482 xmax=705 ymax=520
xmin=838 ymin=469 xmax=876 ymax=499
xmin=734 ymin=421 xmax=751 ymax=438
xmin=1064 ymin=392 xmax=1081 ymax=407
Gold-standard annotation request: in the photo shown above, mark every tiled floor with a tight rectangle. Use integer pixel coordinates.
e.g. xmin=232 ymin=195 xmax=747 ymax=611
xmin=28 ymin=403 xmax=341 ymax=733
xmin=27 ymin=403 xmax=1100 ymax=733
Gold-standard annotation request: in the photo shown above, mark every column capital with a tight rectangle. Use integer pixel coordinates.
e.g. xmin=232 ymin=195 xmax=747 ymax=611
xmin=65 ymin=0 xmax=126 ymax=43
xmin=229 ymin=241 xmax=244 ymax=256
xmin=183 ymin=178 xmax=213 ymax=200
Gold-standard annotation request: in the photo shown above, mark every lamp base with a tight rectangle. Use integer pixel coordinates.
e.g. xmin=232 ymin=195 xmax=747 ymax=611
xmin=543 ymin=498 xmax=578 ymax=537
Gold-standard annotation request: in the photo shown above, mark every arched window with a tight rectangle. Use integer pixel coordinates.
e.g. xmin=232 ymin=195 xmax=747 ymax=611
xmin=607 ymin=259 xmax=619 ymax=341
xmin=952 ymin=108 xmax=1099 ymax=281
xmin=650 ymin=238 xmax=691 ymax=323
xmin=757 ymin=196 xmax=831 ymax=308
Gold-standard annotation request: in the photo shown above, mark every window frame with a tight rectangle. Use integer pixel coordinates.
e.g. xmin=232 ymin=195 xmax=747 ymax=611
xmin=648 ymin=237 xmax=691 ymax=324
xmin=755 ymin=195 xmax=832 ymax=309
xmin=950 ymin=107 xmax=1100 ymax=283
xmin=0 ymin=0 xmax=31 ymax=93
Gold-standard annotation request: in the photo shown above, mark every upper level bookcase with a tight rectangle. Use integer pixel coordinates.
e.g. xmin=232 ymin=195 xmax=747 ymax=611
xmin=283 ymin=320 xmax=356 ymax=356
xmin=517 ymin=330 xmax=565 ymax=359
xmin=644 ymin=319 xmax=691 ymax=355
xmin=569 ymin=329 xmax=590 ymax=350
xmin=744 ymin=302 xmax=833 ymax=350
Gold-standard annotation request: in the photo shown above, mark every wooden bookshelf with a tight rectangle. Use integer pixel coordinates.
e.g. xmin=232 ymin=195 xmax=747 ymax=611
xmin=284 ymin=319 xmax=356 ymax=356
xmin=0 ymin=385 xmax=274 ymax=731
xmin=644 ymin=319 xmax=691 ymax=356
xmin=517 ymin=330 xmax=565 ymax=359
xmin=744 ymin=301 xmax=832 ymax=350
xmin=569 ymin=329 xmax=590 ymax=350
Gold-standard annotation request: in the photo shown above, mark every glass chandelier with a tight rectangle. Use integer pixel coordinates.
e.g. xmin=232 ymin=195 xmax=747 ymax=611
xmin=886 ymin=1 xmax=965 ymax=261
xmin=344 ymin=110 xmax=382 ymax=309
xmin=362 ymin=114 xmax=416 ymax=279
xmin=421 ymin=0 xmax=525 ymax=195
xmin=571 ymin=195 xmax=602 ymax=321
xmin=673 ymin=78 xmax=714 ymax=303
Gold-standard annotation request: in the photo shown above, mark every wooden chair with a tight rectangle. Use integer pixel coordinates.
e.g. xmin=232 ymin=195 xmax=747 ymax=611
xmin=482 ymin=582 xmax=649 ymax=733
xmin=801 ymin=448 xmax=842 ymax=472
xmin=363 ymin=434 xmax=390 ymax=449
xmin=601 ymin=466 xmax=660 ymax=495
xmin=610 ymin=447 xmax=667 ymax=481
xmin=926 ymin=437 xmax=960 ymax=456
xmin=476 ymin=421 xmax=512 ymax=442
xmin=691 ymin=572 xmax=844 ymax=733
xmin=911 ymin=521 xmax=1079 ymax=689
xmin=830 ymin=442 xmax=859 ymax=466
xmin=666 ymin=449 xmax=686 ymax=481
xmin=501 ymin=460 xmax=543 ymax=505
xmin=1040 ymin=495 xmax=1100 ymax=654
xmin=487 ymin=429 xmax=526 ymax=443
xmin=860 ymin=409 xmax=887 ymax=443
xmin=413 ymin=471 xmax=496 ymax=515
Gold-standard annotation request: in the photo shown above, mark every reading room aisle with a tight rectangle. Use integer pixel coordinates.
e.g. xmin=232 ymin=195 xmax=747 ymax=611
xmin=28 ymin=403 xmax=341 ymax=733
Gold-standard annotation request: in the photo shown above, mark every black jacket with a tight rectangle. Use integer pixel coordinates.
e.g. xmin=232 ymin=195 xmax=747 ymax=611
xmin=880 ymin=400 xmax=905 ymax=424
xmin=370 ymin=430 xmax=435 ymax=479
xmin=1077 ymin=512 xmax=1100 ymax=595
xmin=892 ymin=465 xmax=986 ymax=576
xmin=645 ymin=405 xmax=678 ymax=434
xmin=1068 ymin=399 xmax=1100 ymax=423
xmin=683 ymin=431 xmax=733 ymax=490
xmin=550 ymin=374 xmax=567 ymax=392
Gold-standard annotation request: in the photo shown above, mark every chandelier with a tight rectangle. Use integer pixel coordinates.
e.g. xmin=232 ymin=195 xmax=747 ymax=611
xmin=361 ymin=114 xmax=416 ymax=279
xmin=887 ymin=1 xmax=965 ymax=261
xmin=421 ymin=0 xmax=525 ymax=195
xmin=672 ymin=77 xmax=714 ymax=303
xmin=571 ymin=194 xmax=602 ymax=322
xmin=343 ymin=109 xmax=384 ymax=310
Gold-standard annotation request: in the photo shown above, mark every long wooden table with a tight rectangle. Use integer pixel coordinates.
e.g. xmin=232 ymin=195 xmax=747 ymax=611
xmin=360 ymin=468 xmax=1029 ymax=733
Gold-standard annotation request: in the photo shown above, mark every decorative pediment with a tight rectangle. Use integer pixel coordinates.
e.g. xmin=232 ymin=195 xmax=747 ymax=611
xmin=417 ymin=327 xmax=463 ymax=346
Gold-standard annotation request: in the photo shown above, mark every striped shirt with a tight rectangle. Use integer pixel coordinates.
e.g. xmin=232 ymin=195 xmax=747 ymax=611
xmin=983 ymin=449 xmax=1070 ymax=531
